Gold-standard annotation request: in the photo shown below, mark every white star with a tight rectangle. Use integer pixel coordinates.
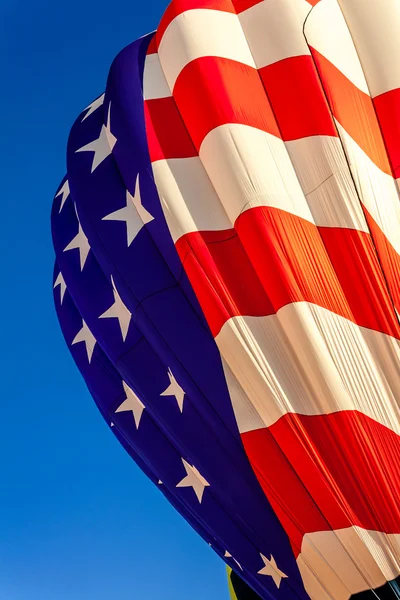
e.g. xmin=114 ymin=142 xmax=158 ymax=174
xmin=53 ymin=272 xmax=67 ymax=304
xmin=258 ymin=554 xmax=288 ymax=588
xmin=110 ymin=422 xmax=115 ymax=428
xmin=102 ymin=175 xmax=154 ymax=246
xmin=63 ymin=222 xmax=90 ymax=270
xmin=81 ymin=93 xmax=105 ymax=122
xmin=76 ymin=103 xmax=116 ymax=172
xmin=161 ymin=369 xmax=185 ymax=413
xmin=99 ymin=277 xmax=131 ymax=341
xmin=176 ymin=458 xmax=209 ymax=503
xmin=72 ymin=320 xmax=96 ymax=363
xmin=224 ymin=551 xmax=243 ymax=571
xmin=158 ymin=480 xmax=163 ymax=485
xmin=115 ymin=381 xmax=145 ymax=429
xmin=55 ymin=180 xmax=70 ymax=213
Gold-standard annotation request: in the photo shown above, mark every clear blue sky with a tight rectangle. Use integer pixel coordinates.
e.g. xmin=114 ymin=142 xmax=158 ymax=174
xmin=0 ymin=2 xmax=228 ymax=598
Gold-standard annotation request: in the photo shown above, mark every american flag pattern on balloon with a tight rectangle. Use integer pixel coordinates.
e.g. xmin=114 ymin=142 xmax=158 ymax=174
xmin=51 ymin=1 xmax=400 ymax=599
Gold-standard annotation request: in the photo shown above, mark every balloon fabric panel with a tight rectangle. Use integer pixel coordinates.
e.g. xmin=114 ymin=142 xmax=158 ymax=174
xmin=52 ymin=0 xmax=400 ymax=599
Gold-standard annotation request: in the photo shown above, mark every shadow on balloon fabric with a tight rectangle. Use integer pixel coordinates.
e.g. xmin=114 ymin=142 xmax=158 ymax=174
xmin=228 ymin=567 xmax=263 ymax=600
xmin=351 ymin=578 xmax=400 ymax=599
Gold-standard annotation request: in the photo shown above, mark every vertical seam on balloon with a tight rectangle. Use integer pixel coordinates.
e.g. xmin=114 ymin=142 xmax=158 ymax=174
xmin=302 ymin=2 xmax=400 ymax=590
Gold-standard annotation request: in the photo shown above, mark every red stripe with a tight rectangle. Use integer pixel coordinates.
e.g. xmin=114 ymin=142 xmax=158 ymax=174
xmin=242 ymin=411 xmax=400 ymax=554
xmin=364 ymin=208 xmax=400 ymax=314
xmin=311 ymin=48 xmax=393 ymax=176
xmin=175 ymin=206 xmax=400 ymax=338
xmin=147 ymin=56 xmax=340 ymax=159
xmin=144 ymin=98 xmax=197 ymax=162
xmin=173 ymin=57 xmax=281 ymax=150
xmin=146 ymin=36 xmax=157 ymax=56
xmin=259 ymin=56 xmax=337 ymax=140
xmin=374 ymin=88 xmax=400 ymax=179
xmin=232 ymin=0 xmax=263 ymax=11
xmin=177 ymin=227 xmax=274 ymax=333
xmin=157 ymin=0 xmax=235 ymax=47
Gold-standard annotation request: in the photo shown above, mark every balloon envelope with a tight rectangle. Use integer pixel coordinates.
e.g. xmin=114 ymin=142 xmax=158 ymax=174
xmin=52 ymin=1 xmax=400 ymax=598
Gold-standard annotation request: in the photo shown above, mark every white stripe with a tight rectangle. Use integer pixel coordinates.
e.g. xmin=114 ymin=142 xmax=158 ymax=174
xmin=158 ymin=9 xmax=256 ymax=92
xmin=298 ymin=527 xmax=400 ymax=600
xmin=217 ymin=303 xmax=400 ymax=434
xmin=304 ymin=0 xmax=370 ymax=95
xmin=151 ymin=135 xmax=371 ymax=239
xmin=285 ymin=136 xmax=369 ymax=232
xmin=150 ymin=134 xmax=370 ymax=238
xmin=239 ymin=0 xmax=311 ymax=68
xmin=199 ymin=124 xmax=315 ymax=226
xmin=336 ymin=122 xmax=400 ymax=256
xmin=338 ymin=0 xmax=400 ymax=97
xmin=143 ymin=53 xmax=171 ymax=100
xmin=152 ymin=158 xmax=232 ymax=241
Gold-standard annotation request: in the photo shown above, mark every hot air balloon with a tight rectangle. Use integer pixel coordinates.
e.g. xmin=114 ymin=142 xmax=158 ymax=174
xmin=52 ymin=0 xmax=400 ymax=598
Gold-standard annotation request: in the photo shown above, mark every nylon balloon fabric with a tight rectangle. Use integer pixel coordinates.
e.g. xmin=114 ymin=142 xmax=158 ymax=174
xmin=51 ymin=1 xmax=400 ymax=599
